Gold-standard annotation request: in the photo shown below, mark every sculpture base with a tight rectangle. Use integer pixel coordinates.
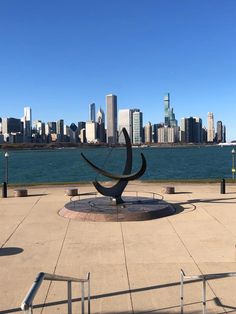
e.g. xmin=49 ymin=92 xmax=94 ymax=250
xmin=59 ymin=196 xmax=175 ymax=222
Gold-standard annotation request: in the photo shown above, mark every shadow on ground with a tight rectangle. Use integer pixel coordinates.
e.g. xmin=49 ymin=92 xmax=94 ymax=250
xmin=25 ymin=193 xmax=48 ymax=197
xmin=0 ymin=247 xmax=23 ymax=256
xmin=187 ymin=196 xmax=236 ymax=204
xmin=2 ymin=278 xmax=235 ymax=314
xmin=174 ymin=191 xmax=193 ymax=194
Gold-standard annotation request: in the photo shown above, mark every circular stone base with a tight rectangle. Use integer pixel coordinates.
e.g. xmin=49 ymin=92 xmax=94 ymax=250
xmin=59 ymin=196 xmax=175 ymax=222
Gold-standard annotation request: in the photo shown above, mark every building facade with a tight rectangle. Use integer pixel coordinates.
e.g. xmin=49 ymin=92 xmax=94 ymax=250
xmin=2 ymin=117 xmax=22 ymax=134
xmin=118 ymin=109 xmax=132 ymax=144
xmin=86 ymin=121 xmax=97 ymax=143
xmin=164 ymin=93 xmax=177 ymax=127
xmin=89 ymin=103 xmax=96 ymax=122
xmin=180 ymin=117 xmax=203 ymax=143
xmin=56 ymin=119 xmax=64 ymax=142
xmin=144 ymin=122 xmax=152 ymax=143
xmin=207 ymin=112 xmax=215 ymax=142
xmin=96 ymin=107 xmax=105 ymax=142
xmin=216 ymin=121 xmax=223 ymax=143
xmin=23 ymin=106 xmax=32 ymax=141
xmin=158 ymin=126 xmax=179 ymax=143
xmin=106 ymin=94 xmax=117 ymax=144
xmin=132 ymin=109 xmax=143 ymax=144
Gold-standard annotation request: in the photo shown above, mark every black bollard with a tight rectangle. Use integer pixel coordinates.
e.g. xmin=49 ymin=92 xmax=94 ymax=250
xmin=2 ymin=182 xmax=7 ymax=198
xmin=220 ymin=178 xmax=225 ymax=194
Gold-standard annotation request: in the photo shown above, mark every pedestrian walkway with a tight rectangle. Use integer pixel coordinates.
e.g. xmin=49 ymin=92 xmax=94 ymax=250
xmin=1 ymin=182 xmax=236 ymax=313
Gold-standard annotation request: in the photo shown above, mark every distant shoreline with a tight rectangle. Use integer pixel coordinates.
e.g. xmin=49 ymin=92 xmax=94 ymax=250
xmin=0 ymin=142 xmax=220 ymax=150
xmin=5 ymin=178 xmax=236 ymax=188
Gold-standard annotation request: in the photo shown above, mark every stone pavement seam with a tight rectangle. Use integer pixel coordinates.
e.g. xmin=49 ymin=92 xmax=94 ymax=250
xmin=120 ymin=222 xmax=134 ymax=314
xmin=1 ymin=194 xmax=45 ymax=248
xmin=40 ymin=218 xmax=71 ymax=314
xmin=166 ymin=216 xmax=227 ymax=314
xmin=203 ymin=205 xmax=236 ymax=241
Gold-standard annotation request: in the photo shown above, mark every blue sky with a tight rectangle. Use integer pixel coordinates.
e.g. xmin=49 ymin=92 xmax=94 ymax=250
xmin=0 ymin=0 xmax=236 ymax=140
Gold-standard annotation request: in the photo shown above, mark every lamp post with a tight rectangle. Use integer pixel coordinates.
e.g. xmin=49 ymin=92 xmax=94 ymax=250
xmin=2 ymin=152 xmax=9 ymax=198
xmin=232 ymin=148 xmax=235 ymax=180
xmin=5 ymin=152 xmax=9 ymax=183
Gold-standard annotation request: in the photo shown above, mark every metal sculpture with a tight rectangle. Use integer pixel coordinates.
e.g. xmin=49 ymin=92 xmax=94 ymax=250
xmin=81 ymin=128 xmax=147 ymax=204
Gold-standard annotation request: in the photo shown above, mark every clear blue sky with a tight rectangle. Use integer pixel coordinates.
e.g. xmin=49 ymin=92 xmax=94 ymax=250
xmin=0 ymin=0 xmax=236 ymax=140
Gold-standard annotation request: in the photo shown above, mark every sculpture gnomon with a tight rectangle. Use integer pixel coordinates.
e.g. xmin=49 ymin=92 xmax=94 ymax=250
xmin=81 ymin=128 xmax=147 ymax=205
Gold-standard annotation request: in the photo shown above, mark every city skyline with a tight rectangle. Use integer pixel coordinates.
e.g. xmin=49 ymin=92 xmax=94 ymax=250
xmin=0 ymin=94 xmax=227 ymax=138
xmin=0 ymin=93 xmax=227 ymax=145
xmin=0 ymin=1 xmax=236 ymax=140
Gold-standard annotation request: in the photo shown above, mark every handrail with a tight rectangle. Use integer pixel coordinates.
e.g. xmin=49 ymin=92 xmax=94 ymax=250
xmin=180 ymin=269 xmax=236 ymax=314
xmin=21 ymin=272 xmax=90 ymax=314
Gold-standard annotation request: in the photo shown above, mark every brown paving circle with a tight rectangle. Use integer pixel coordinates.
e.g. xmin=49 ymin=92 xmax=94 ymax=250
xmin=59 ymin=196 xmax=175 ymax=222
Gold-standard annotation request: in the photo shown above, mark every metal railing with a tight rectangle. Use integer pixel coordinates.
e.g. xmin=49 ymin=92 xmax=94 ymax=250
xmin=21 ymin=272 xmax=90 ymax=314
xmin=180 ymin=269 xmax=236 ymax=314
xmin=70 ymin=192 xmax=98 ymax=203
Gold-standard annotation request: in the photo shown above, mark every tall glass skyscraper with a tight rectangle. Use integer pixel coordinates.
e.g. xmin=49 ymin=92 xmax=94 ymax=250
xmin=164 ymin=94 xmax=177 ymax=127
xmin=89 ymin=103 xmax=95 ymax=122
xmin=106 ymin=94 xmax=117 ymax=144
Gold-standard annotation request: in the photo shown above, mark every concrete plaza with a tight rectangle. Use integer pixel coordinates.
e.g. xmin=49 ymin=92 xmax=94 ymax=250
xmin=1 ymin=182 xmax=236 ymax=314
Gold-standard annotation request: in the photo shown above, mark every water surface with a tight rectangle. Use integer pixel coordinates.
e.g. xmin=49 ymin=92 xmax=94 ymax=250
xmin=0 ymin=146 xmax=233 ymax=184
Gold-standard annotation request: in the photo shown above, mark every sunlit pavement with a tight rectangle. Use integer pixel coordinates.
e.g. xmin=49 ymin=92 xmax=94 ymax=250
xmin=1 ymin=182 xmax=236 ymax=314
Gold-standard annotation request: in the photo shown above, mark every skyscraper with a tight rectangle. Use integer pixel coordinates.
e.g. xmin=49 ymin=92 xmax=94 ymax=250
xmin=96 ymin=107 xmax=105 ymax=124
xmin=89 ymin=103 xmax=95 ymax=122
xmin=78 ymin=121 xmax=86 ymax=133
xmin=152 ymin=124 xmax=159 ymax=143
xmin=69 ymin=123 xmax=78 ymax=143
xmin=207 ymin=112 xmax=215 ymax=142
xmin=158 ymin=126 xmax=179 ymax=143
xmin=216 ymin=121 xmax=223 ymax=143
xmin=223 ymin=125 xmax=226 ymax=143
xmin=56 ymin=119 xmax=64 ymax=142
xmin=77 ymin=121 xmax=86 ymax=143
xmin=106 ymin=94 xmax=117 ymax=144
xmin=164 ymin=94 xmax=177 ymax=127
xmin=32 ymin=120 xmax=46 ymax=142
xmin=2 ymin=117 xmax=22 ymax=134
xmin=47 ymin=122 xmax=56 ymax=134
xmin=144 ymin=122 xmax=152 ymax=143
xmin=86 ymin=121 xmax=97 ymax=143
xmin=118 ymin=109 xmax=132 ymax=144
xmin=96 ymin=107 xmax=105 ymax=142
xmin=132 ymin=109 xmax=143 ymax=144
xmin=180 ymin=117 xmax=203 ymax=143
xmin=180 ymin=118 xmax=186 ymax=143
xmin=194 ymin=117 xmax=203 ymax=143
xmin=23 ymin=106 xmax=32 ymax=141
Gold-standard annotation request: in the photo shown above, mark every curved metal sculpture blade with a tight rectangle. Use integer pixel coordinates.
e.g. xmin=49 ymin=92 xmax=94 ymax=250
xmin=92 ymin=128 xmax=132 ymax=203
xmin=81 ymin=152 xmax=146 ymax=180
xmin=81 ymin=127 xmax=147 ymax=204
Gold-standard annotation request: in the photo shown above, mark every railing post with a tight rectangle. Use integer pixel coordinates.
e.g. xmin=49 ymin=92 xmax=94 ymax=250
xmin=25 ymin=306 xmax=33 ymax=314
xmin=88 ymin=275 xmax=91 ymax=314
xmin=67 ymin=281 xmax=72 ymax=314
xmin=81 ymin=282 xmax=85 ymax=314
xmin=202 ymin=277 xmax=206 ymax=314
xmin=180 ymin=270 xmax=184 ymax=314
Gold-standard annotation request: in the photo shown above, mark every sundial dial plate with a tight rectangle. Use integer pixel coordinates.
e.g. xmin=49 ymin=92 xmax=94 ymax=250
xmin=59 ymin=196 xmax=175 ymax=222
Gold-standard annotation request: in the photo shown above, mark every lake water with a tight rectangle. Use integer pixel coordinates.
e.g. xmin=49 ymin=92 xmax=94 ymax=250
xmin=0 ymin=145 xmax=234 ymax=184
